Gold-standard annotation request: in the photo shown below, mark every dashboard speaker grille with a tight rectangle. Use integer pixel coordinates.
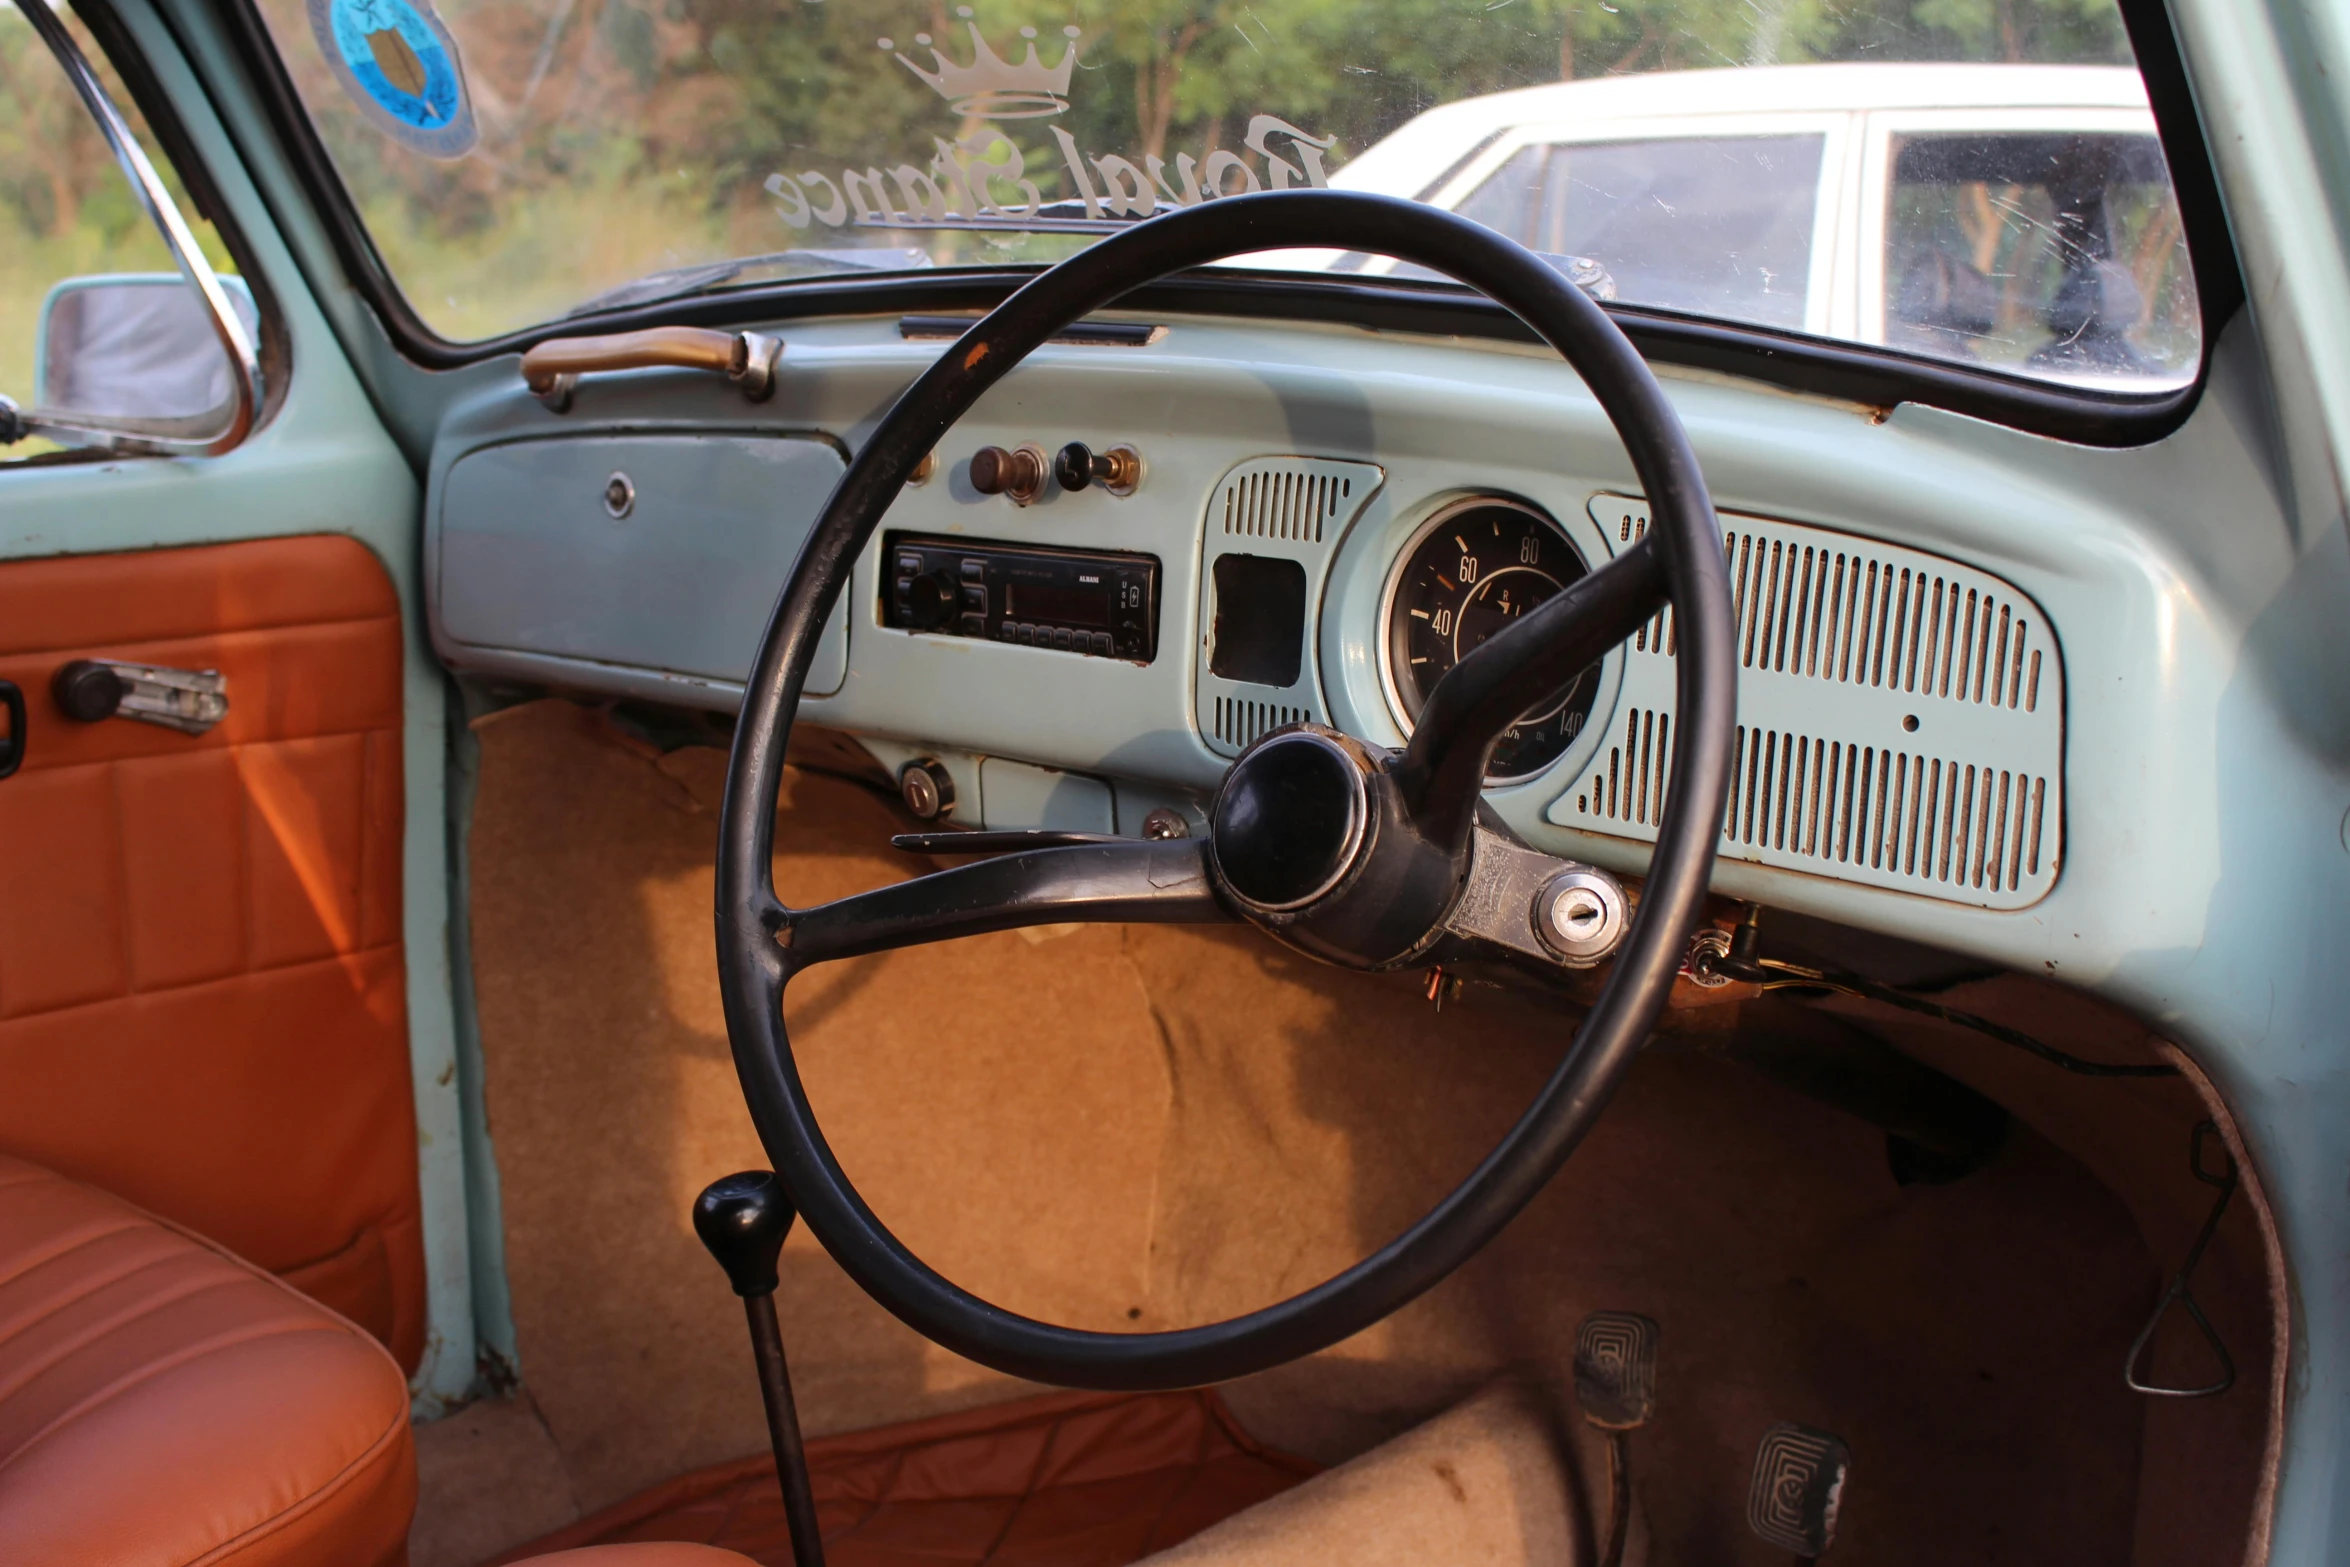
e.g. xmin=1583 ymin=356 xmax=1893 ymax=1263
xmin=1573 ymin=712 xmax=2051 ymax=897
xmin=1213 ymin=697 xmax=1313 ymax=751
xmin=1554 ymin=497 xmax=2065 ymax=909
xmin=1222 ymin=468 xmax=1355 ymax=543
xmin=1195 ymin=457 xmax=1386 ymax=759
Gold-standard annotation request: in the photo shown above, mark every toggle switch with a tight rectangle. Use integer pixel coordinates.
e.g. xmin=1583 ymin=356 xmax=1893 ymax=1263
xmin=1054 ymin=442 xmax=1142 ymax=496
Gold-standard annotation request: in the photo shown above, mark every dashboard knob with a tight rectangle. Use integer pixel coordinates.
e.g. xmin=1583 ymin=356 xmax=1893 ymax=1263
xmin=969 ymin=444 xmax=1047 ymax=504
xmin=1055 ymin=442 xmax=1142 ymax=496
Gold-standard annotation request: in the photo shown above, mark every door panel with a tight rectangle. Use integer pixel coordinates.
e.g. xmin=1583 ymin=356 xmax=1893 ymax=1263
xmin=0 ymin=534 xmax=421 ymax=1368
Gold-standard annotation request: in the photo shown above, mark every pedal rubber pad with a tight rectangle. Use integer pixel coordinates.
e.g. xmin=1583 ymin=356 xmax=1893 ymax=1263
xmin=1572 ymin=1311 xmax=1660 ymax=1429
xmin=1747 ymin=1421 xmax=1852 ymax=1556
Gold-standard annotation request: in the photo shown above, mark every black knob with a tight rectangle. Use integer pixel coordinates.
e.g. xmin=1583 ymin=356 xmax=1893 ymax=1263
xmin=53 ymin=660 xmax=123 ymax=723
xmin=692 ymin=1170 xmax=796 ymax=1298
xmin=905 ymin=570 xmax=957 ymax=630
xmin=1054 ymin=441 xmax=1140 ymax=494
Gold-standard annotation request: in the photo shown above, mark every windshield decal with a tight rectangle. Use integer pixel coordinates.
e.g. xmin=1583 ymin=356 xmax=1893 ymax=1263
xmin=762 ymin=12 xmax=1334 ymax=236
xmin=306 ymin=0 xmax=475 ymax=159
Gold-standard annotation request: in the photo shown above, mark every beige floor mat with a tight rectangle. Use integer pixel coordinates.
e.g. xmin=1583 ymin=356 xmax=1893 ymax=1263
xmin=453 ymin=700 xmax=2271 ymax=1565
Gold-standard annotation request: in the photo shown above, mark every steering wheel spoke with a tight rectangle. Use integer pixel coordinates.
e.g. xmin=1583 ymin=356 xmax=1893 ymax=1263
xmin=1391 ymin=534 xmax=1668 ymax=844
xmin=780 ymin=839 xmax=1229 ymax=968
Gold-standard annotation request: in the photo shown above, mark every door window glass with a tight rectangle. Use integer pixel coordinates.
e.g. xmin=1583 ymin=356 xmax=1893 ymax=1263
xmin=1453 ymin=135 xmax=1825 ymax=330
xmin=0 ymin=0 xmax=241 ymax=463
xmin=1886 ymin=130 xmax=2194 ymax=388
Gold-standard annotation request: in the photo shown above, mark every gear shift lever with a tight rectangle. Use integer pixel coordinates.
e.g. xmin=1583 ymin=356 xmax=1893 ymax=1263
xmin=694 ymin=1171 xmax=826 ymax=1567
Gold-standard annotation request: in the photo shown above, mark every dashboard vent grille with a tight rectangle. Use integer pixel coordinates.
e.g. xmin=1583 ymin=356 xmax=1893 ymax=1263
xmin=1214 ymin=696 xmax=1313 ymax=751
xmin=1612 ymin=512 xmax=2044 ymax=714
xmin=1554 ymin=496 xmax=2065 ymax=910
xmin=1222 ymin=468 xmax=1354 ymax=543
xmin=1195 ymin=457 xmax=1386 ymax=759
xmin=1572 ymin=711 xmax=2050 ymax=897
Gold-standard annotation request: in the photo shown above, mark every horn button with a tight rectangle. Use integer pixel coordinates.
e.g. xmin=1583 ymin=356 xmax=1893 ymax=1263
xmin=1210 ymin=729 xmax=1370 ymax=912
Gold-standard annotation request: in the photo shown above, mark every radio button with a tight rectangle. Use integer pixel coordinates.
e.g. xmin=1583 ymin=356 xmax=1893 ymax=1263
xmin=1091 ymin=633 xmax=1114 ymax=656
xmin=961 ymin=584 xmax=988 ymax=613
xmin=960 ymin=559 xmax=986 ymax=581
xmin=896 ymin=553 xmax=923 ymax=577
xmin=959 ymin=612 xmax=987 ymax=637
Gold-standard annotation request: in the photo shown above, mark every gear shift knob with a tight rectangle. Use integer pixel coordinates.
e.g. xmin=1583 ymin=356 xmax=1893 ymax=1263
xmin=693 ymin=1170 xmax=794 ymax=1298
xmin=694 ymin=1171 xmax=825 ymax=1565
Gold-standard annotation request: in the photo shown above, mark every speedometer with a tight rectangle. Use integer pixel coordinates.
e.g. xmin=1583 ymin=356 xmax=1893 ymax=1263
xmin=1382 ymin=497 xmax=1599 ymax=781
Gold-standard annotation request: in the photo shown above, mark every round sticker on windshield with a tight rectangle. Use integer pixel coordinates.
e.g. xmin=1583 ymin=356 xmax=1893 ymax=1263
xmin=307 ymin=0 xmax=476 ymax=159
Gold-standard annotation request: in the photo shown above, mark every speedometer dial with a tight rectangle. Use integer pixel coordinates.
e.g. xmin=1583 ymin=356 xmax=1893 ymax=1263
xmin=1383 ymin=498 xmax=1598 ymax=781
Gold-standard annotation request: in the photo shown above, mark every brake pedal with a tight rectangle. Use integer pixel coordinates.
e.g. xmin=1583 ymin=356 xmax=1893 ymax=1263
xmin=1747 ymin=1421 xmax=1851 ymax=1562
xmin=1574 ymin=1312 xmax=1658 ymax=1567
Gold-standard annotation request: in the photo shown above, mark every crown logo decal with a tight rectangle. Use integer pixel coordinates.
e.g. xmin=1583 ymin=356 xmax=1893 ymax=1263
xmin=879 ymin=14 xmax=1082 ymax=119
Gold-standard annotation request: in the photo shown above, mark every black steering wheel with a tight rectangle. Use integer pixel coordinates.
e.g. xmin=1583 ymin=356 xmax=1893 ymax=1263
xmin=717 ymin=190 xmax=1735 ymax=1391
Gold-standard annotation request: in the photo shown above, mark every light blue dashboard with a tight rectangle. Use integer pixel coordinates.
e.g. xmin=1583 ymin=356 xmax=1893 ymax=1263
xmin=421 ymin=307 xmax=2299 ymax=1009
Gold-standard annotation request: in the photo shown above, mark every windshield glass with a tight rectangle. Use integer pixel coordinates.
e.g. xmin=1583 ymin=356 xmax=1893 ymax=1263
xmin=251 ymin=0 xmax=2197 ymax=389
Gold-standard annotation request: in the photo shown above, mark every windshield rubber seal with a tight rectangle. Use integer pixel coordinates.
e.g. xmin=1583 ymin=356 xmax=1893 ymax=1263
xmin=202 ymin=0 xmax=2239 ymax=451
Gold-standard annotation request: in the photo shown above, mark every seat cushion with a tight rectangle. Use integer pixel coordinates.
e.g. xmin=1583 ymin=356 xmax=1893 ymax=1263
xmin=1133 ymin=1382 xmax=1601 ymax=1567
xmin=0 ymin=1154 xmax=415 ymax=1566
xmin=523 ymin=1550 xmax=762 ymax=1565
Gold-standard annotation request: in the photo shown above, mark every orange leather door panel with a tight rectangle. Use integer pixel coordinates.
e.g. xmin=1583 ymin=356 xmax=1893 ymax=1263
xmin=0 ymin=536 xmax=422 ymax=1369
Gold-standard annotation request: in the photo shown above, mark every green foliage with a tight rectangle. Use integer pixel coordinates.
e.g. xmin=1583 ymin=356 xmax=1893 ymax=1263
xmin=5 ymin=0 xmax=2141 ymax=348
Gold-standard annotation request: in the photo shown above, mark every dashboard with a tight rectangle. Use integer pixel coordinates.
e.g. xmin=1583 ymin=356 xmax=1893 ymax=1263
xmin=423 ymin=307 xmax=2115 ymax=961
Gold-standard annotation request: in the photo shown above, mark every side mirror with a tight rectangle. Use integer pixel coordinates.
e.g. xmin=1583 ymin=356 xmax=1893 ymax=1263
xmin=31 ymin=274 xmax=259 ymax=442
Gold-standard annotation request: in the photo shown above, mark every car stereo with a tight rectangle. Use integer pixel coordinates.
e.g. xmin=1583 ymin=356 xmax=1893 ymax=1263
xmin=882 ymin=534 xmax=1159 ymax=663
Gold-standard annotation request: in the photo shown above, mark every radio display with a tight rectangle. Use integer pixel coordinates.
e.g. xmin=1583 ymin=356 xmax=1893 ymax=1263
xmin=1008 ymin=580 xmax=1112 ymax=629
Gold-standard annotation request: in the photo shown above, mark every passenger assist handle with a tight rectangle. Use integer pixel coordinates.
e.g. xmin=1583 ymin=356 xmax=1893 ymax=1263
xmin=521 ymin=325 xmax=782 ymax=411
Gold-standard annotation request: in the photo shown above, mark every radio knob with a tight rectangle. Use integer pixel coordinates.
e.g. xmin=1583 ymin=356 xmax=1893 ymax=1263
xmin=905 ymin=570 xmax=958 ymax=630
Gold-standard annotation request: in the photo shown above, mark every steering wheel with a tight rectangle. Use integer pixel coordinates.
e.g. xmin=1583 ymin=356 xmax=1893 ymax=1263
xmin=717 ymin=190 xmax=1735 ymax=1391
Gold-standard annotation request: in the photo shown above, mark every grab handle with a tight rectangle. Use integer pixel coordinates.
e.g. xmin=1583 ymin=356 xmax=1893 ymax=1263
xmin=521 ymin=326 xmax=781 ymax=411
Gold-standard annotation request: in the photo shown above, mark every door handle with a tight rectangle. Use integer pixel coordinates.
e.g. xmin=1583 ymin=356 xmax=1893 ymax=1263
xmin=52 ymin=659 xmax=227 ymax=735
xmin=0 ymin=680 xmax=22 ymax=780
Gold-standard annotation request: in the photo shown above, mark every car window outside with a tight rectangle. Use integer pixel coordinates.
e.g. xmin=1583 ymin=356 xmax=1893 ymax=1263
xmin=0 ymin=0 xmax=243 ymax=464
xmin=246 ymin=0 xmax=2194 ymax=391
xmin=1885 ymin=129 xmax=2193 ymax=385
xmin=1451 ymin=135 xmax=1827 ymax=331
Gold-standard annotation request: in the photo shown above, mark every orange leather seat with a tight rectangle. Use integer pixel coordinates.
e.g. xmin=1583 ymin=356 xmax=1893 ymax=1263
xmin=0 ymin=1154 xmax=414 ymax=1565
xmin=526 ymin=1550 xmax=761 ymax=1565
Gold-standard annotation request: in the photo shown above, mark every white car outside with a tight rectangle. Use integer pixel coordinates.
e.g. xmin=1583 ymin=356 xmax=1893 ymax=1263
xmin=1270 ymin=63 xmax=2192 ymax=390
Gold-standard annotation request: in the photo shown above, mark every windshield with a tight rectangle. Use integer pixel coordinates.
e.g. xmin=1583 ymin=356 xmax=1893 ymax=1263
xmin=252 ymin=0 xmax=2197 ymax=389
